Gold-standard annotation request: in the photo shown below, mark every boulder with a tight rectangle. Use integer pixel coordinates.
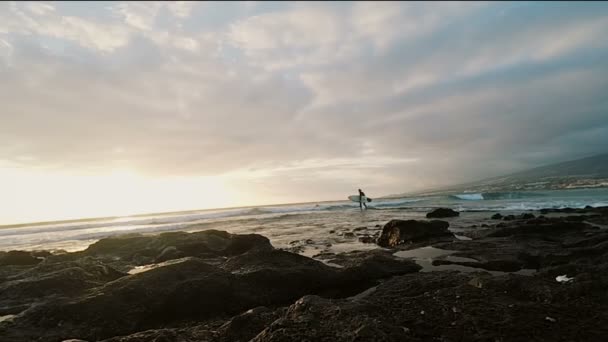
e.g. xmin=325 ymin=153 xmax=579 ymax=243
xmin=5 ymin=258 xmax=247 ymax=341
xmin=0 ymin=251 xmax=41 ymax=266
xmin=491 ymin=213 xmax=503 ymax=220
xmin=426 ymin=208 xmax=460 ymax=218
xmin=84 ymin=230 xmax=273 ymax=263
xmin=377 ymin=220 xmax=452 ymax=247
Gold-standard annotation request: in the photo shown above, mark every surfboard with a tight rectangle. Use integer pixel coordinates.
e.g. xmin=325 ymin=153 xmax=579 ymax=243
xmin=348 ymin=195 xmax=372 ymax=203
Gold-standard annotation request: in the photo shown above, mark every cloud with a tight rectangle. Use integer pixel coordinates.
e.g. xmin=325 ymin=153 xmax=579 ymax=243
xmin=166 ymin=1 xmax=196 ymax=18
xmin=1 ymin=2 xmax=131 ymax=52
xmin=1 ymin=1 xmax=608 ymax=207
xmin=112 ymin=2 xmax=162 ymax=31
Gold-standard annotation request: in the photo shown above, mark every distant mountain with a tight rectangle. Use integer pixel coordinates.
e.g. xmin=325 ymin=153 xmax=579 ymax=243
xmin=408 ymin=153 xmax=608 ymax=196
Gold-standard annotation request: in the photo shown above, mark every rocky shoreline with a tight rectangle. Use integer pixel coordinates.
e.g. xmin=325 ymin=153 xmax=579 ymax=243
xmin=1 ymin=206 xmax=607 ymax=341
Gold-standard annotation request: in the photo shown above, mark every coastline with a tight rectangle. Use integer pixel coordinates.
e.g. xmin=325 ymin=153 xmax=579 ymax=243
xmin=1 ymin=205 xmax=607 ymax=341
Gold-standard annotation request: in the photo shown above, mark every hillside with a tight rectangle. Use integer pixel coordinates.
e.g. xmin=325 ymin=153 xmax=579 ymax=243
xmin=412 ymin=153 xmax=608 ymax=196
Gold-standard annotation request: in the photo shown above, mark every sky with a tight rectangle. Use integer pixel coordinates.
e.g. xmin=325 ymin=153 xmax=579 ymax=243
xmin=1 ymin=1 xmax=608 ymax=224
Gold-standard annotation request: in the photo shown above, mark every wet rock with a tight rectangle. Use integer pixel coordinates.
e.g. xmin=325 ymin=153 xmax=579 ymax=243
xmin=249 ymin=271 xmax=608 ymax=342
xmin=155 ymin=246 xmax=184 ymax=263
xmin=326 ymin=250 xmax=421 ymax=279
xmin=503 ymin=214 xmax=516 ymax=221
xmin=353 ymin=227 xmax=367 ymax=231
xmin=0 ymin=251 xmax=41 ymax=266
xmin=216 ymin=306 xmax=286 ymax=342
xmin=426 ymin=208 xmax=459 ymax=218
xmin=5 ymin=258 xmax=248 ymax=341
xmin=0 ymin=258 xmax=126 ymax=312
xmin=491 ymin=213 xmax=503 ymax=220
xmin=433 ymin=259 xmax=524 ymax=272
xmin=84 ymin=230 xmax=273 ymax=264
xmin=343 ymin=232 xmax=356 ymax=238
xmin=481 ymin=224 xmax=490 ymax=228
xmin=377 ymin=219 xmax=452 ymax=247
xmin=358 ymin=236 xmax=375 ymax=244
xmin=488 ymin=219 xmax=592 ymax=238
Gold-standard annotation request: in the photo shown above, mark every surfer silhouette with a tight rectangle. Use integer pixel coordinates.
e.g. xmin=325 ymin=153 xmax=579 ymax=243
xmin=358 ymin=189 xmax=368 ymax=210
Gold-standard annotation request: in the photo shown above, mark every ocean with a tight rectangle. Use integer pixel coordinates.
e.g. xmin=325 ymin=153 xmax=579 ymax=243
xmin=2 ymin=188 xmax=607 ymax=255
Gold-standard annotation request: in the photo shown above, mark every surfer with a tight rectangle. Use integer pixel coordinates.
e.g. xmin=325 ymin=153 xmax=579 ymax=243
xmin=358 ymin=189 xmax=368 ymax=210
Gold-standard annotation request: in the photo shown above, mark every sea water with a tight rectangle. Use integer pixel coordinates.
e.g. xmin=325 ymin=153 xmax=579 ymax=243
xmin=1 ymin=188 xmax=607 ymax=254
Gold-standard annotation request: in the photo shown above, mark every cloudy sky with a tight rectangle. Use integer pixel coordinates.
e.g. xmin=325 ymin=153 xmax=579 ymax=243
xmin=1 ymin=1 xmax=608 ymax=223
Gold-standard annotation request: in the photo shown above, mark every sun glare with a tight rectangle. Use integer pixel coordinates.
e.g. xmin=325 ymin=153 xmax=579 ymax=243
xmin=1 ymin=166 xmax=240 ymax=225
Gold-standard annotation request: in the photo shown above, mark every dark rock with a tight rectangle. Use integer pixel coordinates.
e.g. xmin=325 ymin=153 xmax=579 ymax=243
xmin=377 ymin=220 xmax=452 ymax=247
xmin=491 ymin=213 xmax=503 ymax=220
xmin=374 ymin=224 xmax=381 ymax=228
xmin=250 ymin=271 xmax=608 ymax=342
xmin=343 ymin=232 xmax=355 ymax=238
xmin=426 ymin=208 xmax=460 ymax=218
xmin=0 ymin=257 xmax=125 ymax=308
xmin=353 ymin=227 xmax=367 ymax=231
xmin=481 ymin=224 xmax=490 ymax=228
xmin=84 ymin=230 xmax=273 ymax=263
xmin=0 ymin=251 xmax=41 ymax=266
xmin=503 ymin=215 xmax=516 ymax=221
xmin=432 ymin=259 xmax=524 ymax=272
xmin=539 ymin=206 xmax=608 ymax=215
xmin=31 ymin=251 xmax=52 ymax=259
xmin=358 ymin=236 xmax=375 ymax=244
xmin=329 ymin=230 xmax=335 ymax=234
xmin=155 ymin=246 xmax=184 ymax=263
xmin=520 ymin=213 xmax=535 ymax=220
xmin=5 ymin=258 xmax=249 ymax=341
xmin=488 ymin=220 xmax=592 ymax=238
xmin=216 ymin=306 xmax=287 ymax=342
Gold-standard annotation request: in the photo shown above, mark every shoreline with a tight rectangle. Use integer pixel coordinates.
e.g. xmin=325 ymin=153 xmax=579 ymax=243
xmin=1 ymin=205 xmax=607 ymax=341
xmin=3 ymin=187 xmax=607 ymax=229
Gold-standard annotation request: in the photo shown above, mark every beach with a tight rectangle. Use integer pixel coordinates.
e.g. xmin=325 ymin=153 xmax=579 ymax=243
xmin=0 ymin=189 xmax=608 ymax=341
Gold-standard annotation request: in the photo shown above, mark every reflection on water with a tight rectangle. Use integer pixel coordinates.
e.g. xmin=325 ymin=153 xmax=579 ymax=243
xmin=394 ymin=246 xmax=536 ymax=276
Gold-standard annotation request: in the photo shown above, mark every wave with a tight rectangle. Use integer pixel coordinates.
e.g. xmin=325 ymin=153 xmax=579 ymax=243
xmin=449 ymin=192 xmax=544 ymax=201
xmin=450 ymin=193 xmax=484 ymax=200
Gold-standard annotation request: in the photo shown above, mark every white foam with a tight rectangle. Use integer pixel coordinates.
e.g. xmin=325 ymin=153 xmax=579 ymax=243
xmin=453 ymin=193 xmax=484 ymax=200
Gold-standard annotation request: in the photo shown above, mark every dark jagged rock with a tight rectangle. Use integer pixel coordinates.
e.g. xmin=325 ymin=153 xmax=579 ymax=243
xmin=0 ymin=251 xmax=41 ymax=266
xmin=154 ymin=246 xmax=184 ymax=263
xmin=84 ymin=230 xmax=273 ymax=264
xmin=426 ymin=208 xmax=460 ymax=218
xmin=358 ymin=235 xmax=375 ymax=244
xmin=250 ymin=271 xmax=608 ymax=342
xmin=377 ymin=219 xmax=452 ymax=247
xmin=0 ymin=257 xmax=125 ymax=314
xmin=503 ymin=214 xmax=516 ymax=221
xmin=540 ymin=206 xmax=608 ymax=215
xmin=3 ymin=205 xmax=608 ymax=342
xmin=1 ymin=246 xmax=423 ymax=341
xmin=432 ymin=259 xmax=524 ymax=272
xmin=491 ymin=213 xmax=503 ymax=220
xmin=487 ymin=219 xmax=592 ymax=238
xmin=3 ymin=258 xmax=248 ymax=341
